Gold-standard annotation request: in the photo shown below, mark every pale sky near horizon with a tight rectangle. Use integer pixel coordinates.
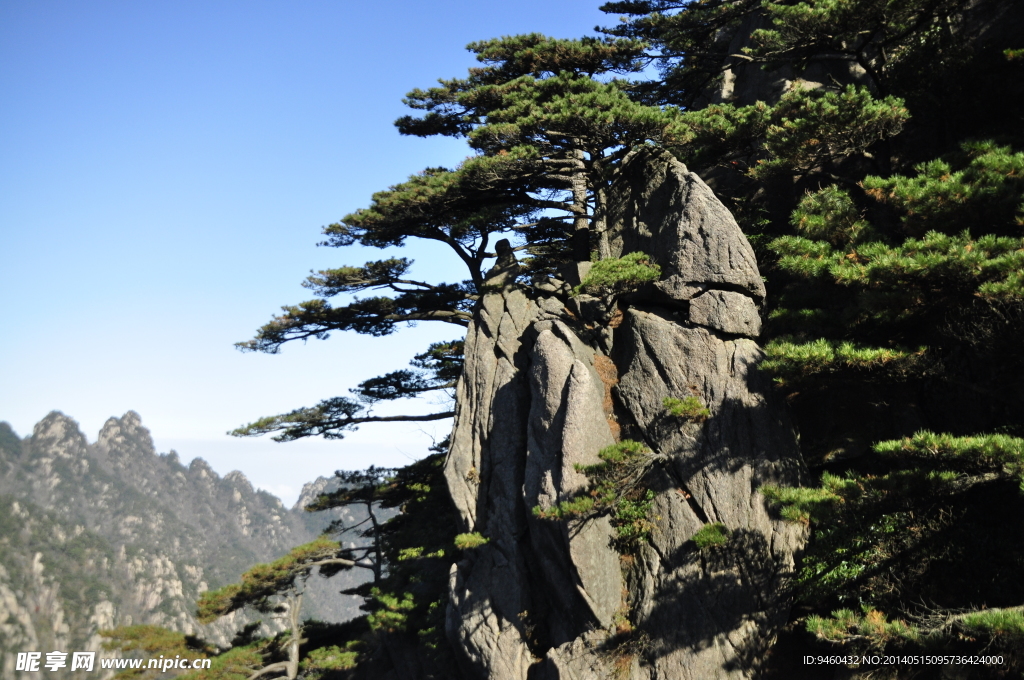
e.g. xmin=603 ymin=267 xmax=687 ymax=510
xmin=1 ymin=0 xmax=617 ymax=506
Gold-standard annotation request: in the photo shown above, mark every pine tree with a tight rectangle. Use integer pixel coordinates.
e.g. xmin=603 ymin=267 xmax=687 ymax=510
xmin=195 ymin=537 xmax=360 ymax=680
xmin=234 ymin=34 xmax=682 ymax=441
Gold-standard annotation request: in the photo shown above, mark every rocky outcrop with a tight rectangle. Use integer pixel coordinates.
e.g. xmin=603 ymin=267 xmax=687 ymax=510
xmin=444 ymin=148 xmax=805 ymax=679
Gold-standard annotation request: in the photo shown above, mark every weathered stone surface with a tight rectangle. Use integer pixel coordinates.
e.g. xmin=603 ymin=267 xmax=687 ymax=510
xmin=446 ymin=557 xmax=534 ymax=680
xmin=445 ymin=279 xmax=623 ymax=677
xmin=689 ymin=289 xmax=762 ymax=337
xmin=525 ymin=321 xmax=621 ymax=634
xmin=443 ymin=147 xmax=804 ymax=680
xmin=614 ymin=308 xmax=805 ymax=679
xmin=607 ymin=148 xmax=766 ymax=301
xmin=540 ymin=631 xmax=618 ymax=680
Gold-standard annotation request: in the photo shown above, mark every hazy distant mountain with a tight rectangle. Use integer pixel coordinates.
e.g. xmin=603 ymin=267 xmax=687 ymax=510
xmin=0 ymin=411 xmax=370 ymax=678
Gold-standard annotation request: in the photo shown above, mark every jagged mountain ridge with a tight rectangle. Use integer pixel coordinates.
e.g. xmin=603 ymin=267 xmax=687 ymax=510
xmin=0 ymin=411 xmax=369 ymax=678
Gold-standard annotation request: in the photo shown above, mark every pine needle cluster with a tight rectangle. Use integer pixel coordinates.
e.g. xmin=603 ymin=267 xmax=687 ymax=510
xmin=533 ymin=440 xmax=659 ymax=549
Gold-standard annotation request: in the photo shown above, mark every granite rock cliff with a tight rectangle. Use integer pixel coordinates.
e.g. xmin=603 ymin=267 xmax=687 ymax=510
xmin=443 ymin=148 xmax=806 ymax=679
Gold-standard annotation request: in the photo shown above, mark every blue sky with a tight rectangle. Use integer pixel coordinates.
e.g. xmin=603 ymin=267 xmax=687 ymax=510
xmin=0 ymin=0 xmax=618 ymax=505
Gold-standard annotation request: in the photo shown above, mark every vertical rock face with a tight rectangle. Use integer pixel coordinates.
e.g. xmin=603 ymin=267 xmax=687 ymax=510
xmin=444 ymin=148 xmax=805 ymax=679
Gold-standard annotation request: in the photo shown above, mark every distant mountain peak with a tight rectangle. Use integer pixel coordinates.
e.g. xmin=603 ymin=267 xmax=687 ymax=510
xmin=31 ymin=411 xmax=89 ymax=460
xmin=189 ymin=456 xmax=215 ymax=475
xmin=223 ymin=469 xmax=254 ymax=494
xmin=294 ymin=475 xmax=340 ymax=512
xmin=98 ymin=411 xmax=157 ymax=465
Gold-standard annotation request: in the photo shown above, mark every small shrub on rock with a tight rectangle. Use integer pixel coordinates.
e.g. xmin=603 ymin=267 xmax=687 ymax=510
xmin=574 ymin=252 xmax=661 ymax=296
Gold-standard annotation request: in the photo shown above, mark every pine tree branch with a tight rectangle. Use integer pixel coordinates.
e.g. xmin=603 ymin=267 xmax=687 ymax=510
xmin=305 ymin=557 xmax=357 ymax=569
xmin=246 ymin=661 xmax=289 ymax=680
xmin=231 ymin=398 xmax=455 ymax=442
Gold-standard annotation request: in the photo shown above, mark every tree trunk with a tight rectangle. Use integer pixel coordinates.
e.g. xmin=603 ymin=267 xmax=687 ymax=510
xmin=286 ymin=591 xmax=302 ymax=680
xmin=569 ymin=147 xmax=591 ymax=263
xmin=593 ymin=183 xmax=610 ymax=260
xmin=366 ymin=498 xmax=383 ymax=583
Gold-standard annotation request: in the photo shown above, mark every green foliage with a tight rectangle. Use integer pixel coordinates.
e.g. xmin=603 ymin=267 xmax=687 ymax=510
xmin=960 ymin=608 xmax=1024 ymax=639
xmin=760 ymin=337 xmax=924 ymax=383
xmin=753 ymin=86 xmax=907 ymax=179
xmin=300 ymin=644 xmax=360 ymax=677
xmin=874 ymin=431 xmax=1024 ymax=486
xmin=670 ymin=86 xmax=907 ymax=179
xmin=100 ymin=625 xmax=209 ymax=655
xmin=762 ymin=453 xmax=1024 ymax=617
xmin=396 ymin=546 xmax=424 ymax=561
xmin=691 ymin=523 xmax=730 ymax=549
xmin=231 ymin=341 xmax=463 ymax=441
xmin=662 ymin=396 xmax=710 ymax=421
xmin=798 ymin=230 xmax=1024 ymax=295
xmin=603 ymin=0 xmax=974 ymax=122
xmin=367 ymin=589 xmax=417 ymax=634
xmin=747 ymin=0 xmax=969 ymax=71
xmin=760 ymin=483 xmax=840 ymax=524
xmin=409 ymin=339 xmax=465 ymax=386
xmin=763 ymin=469 xmax=968 ymax=526
xmin=765 ymin=145 xmax=1024 ymax=378
xmin=350 ymin=342 xmax=463 ymax=403
xmin=460 ymin=71 xmax=684 ymax=155
xmin=534 ymin=440 xmax=657 ymax=549
xmin=398 ymin=34 xmax=681 ymax=163
xmin=237 ymin=285 xmax=476 ymax=355
xmin=100 ymin=625 xmax=214 ymax=680
xmin=806 ymin=606 xmax=918 ymax=646
xmin=100 ymin=625 xmax=278 ymax=680
xmin=205 ymin=454 xmax=462 ymax=677
xmin=354 ymin=454 xmax=461 ymax=668
xmin=230 ymin=397 xmax=366 ymax=442
xmin=790 ymin=186 xmax=874 ymax=247
xmin=770 ymin=230 xmax=1024 ymax=332
xmin=453 ymin=532 xmax=490 ymax=549
xmin=533 ymin=495 xmax=596 ymax=520
xmin=862 ymin=141 xmax=1024 ymax=237
xmin=593 ymin=439 xmax=649 ymax=464
xmin=806 ymin=605 xmax=1024 ymax=651
xmin=196 ymin=536 xmax=348 ymax=623
xmin=574 ymin=251 xmax=661 ymax=295
xmin=177 ymin=643 xmax=266 ymax=680
xmin=612 ymin=490 xmax=657 ymax=544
